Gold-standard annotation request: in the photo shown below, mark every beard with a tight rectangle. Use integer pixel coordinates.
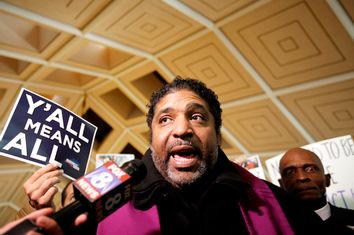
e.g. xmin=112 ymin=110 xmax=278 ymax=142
xmin=150 ymin=141 xmax=218 ymax=187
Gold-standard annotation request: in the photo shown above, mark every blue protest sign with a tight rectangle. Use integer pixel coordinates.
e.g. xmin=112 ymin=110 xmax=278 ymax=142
xmin=0 ymin=88 xmax=97 ymax=180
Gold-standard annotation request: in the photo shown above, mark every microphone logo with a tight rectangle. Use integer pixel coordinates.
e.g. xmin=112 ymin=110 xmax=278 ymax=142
xmin=75 ymin=162 xmax=128 ymax=201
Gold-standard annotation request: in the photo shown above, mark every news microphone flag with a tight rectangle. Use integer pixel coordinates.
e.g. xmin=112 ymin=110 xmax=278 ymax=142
xmin=74 ymin=161 xmax=132 ymax=221
xmin=52 ymin=159 xmax=146 ymax=231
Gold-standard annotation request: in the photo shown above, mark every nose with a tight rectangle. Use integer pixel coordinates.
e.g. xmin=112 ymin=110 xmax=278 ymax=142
xmin=295 ymin=169 xmax=310 ymax=182
xmin=172 ymin=116 xmax=193 ymax=139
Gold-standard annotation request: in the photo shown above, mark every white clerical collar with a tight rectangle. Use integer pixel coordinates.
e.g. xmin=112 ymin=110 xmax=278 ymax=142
xmin=314 ymin=202 xmax=331 ymax=221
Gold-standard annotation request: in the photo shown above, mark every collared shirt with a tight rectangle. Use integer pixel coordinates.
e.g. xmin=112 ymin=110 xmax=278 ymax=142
xmin=314 ymin=203 xmax=354 ymax=234
xmin=315 ymin=202 xmax=331 ymax=221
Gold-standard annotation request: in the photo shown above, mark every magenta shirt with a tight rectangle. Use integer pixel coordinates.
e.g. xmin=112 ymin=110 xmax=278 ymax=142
xmin=97 ymin=163 xmax=294 ymax=235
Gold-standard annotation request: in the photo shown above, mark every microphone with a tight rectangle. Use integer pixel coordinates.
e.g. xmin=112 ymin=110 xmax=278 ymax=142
xmin=53 ymin=159 xmax=146 ymax=232
xmin=4 ymin=159 xmax=146 ymax=235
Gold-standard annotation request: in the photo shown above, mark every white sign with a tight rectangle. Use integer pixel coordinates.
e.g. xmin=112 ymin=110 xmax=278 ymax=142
xmin=235 ymin=155 xmax=266 ymax=180
xmin=265 ymin=135 xmax=354 ymax=209
xmin=96 ymin=153 xmax=135 ymax=168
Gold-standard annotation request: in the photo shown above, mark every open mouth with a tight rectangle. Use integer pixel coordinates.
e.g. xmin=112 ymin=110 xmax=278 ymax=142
xmin=170 ymin=145 xmax=199 ymax=168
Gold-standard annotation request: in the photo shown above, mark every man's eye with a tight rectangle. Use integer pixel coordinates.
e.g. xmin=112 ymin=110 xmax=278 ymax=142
xmin=284 ymin=169 xmax=295 ymax=177
xmin=159 ymin=117 xmax=172 ymax=124
xmin=191 ymin=114 xmax=205 ymax=121
xmin=305 ymin=166 xmax=317 ymax=173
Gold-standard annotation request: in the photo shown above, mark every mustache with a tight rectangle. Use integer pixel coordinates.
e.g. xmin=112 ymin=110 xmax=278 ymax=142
xmin=168 ymin=140 xmax=201 ymax=155
xmin=171 ymin=140 xmax=192 ymax=146
xmin=168 ymin=140 xmax=194 ymax=150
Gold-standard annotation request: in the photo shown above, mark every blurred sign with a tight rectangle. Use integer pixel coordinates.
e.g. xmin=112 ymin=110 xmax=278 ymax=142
xmin=96 ymin=153 xmax=135 ymax=168
xmin=235 ymin=154 xmax=266 ymax=180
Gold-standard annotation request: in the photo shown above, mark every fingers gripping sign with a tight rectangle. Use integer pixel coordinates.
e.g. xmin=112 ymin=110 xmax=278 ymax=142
xmin=24 ymin=163 xmax=64 ymax=210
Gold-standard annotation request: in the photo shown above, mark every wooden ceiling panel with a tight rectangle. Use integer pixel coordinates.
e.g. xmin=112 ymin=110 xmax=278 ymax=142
xmin=280 ymin=79 xmax=354 ymax=141
xmin=0 ymin=163 xmax=32 ymax=202
xmin=6 ymin=171 xmax=34 ymax=207
xmin=0 ymin=206 xmax=18 ymax=227
xmin=28 ymin=66 xmax=105 ymax=90
xmin=222 ymin=99 xmax=307 ymax=152
xmin=221 ymin=0 xmax=354 ymax=89
xmin=87 ymin=80 xmax=145 ymax=126
xmin=3 ymin=0 xmax=112 ymax=28
xmin=0 ymin=11 xmax=71 ymax=59
xmin=181 ymin=0 xmax=257 ymax=22
xmin=220 ymin=135 xmax=242 ymax=155
xmin=160 ymin=32 xmax=263 ymax=102
xmin=0 ymin=55 xmax=40 ymax=80
xmin=96 ymin=129 xmax=125 ymax=154
xmin=0 ymin=82 xmax=21 ymax=125
xmin=118 ymin=61 xmax=170 ymax=105
xmin=105 ymin=132 xmax=146 ymax=158
xmin=88 ymin=0 xmax=204 ymax=53
xmin=130 ymin=124 xmax=150 ymax=147
xmin=84 ymin=95 xmax=124 ymax=133
xmin=83 ymin=96 xmax=126 ymax=159
xmin=339 ymin=0 xmax=354 ymax=23
xmin=51 ymin=37 xmax=143 ymax=74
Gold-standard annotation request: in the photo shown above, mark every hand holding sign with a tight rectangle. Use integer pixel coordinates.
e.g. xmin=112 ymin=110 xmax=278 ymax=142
xmin=24 ymin=163 xmax=64 ymax=210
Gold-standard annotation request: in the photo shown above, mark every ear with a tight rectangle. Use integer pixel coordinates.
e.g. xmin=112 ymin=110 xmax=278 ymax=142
xmin=325 ymin=173 xmax=331 ymax=187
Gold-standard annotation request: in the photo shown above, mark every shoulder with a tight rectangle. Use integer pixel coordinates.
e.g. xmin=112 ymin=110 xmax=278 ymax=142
xmin=330 ymin=204 xmax=354 ymax=224
xmin=263 ymin=181 xmax=326 ymax=234
xmin=330 ymin=204 xmax=354 ymax=214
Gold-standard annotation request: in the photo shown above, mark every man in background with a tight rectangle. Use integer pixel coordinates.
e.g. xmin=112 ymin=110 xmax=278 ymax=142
xmin=279 ymin=147 xmax=354 ymax=234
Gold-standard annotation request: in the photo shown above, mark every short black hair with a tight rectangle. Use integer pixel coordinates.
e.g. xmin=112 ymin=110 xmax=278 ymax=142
xmin=146 ymin=76 xmax=222 ymax=140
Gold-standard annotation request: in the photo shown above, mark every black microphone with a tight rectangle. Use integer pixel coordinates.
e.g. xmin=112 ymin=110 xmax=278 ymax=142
xmin=53 ymin=159 xmax=146 ymax=232
xmin=4 ymin=159 xmax=146 ymax=235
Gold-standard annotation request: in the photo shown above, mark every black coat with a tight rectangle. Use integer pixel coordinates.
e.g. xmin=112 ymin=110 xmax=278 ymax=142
xmin=323 ymin=204 xmax=354 ymax=234
xmin=132 ymin=148 xmax=328 ymax=235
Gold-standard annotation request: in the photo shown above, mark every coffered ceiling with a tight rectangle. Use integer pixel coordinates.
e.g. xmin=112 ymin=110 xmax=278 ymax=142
xmin=0 ymin=0 xmax=353 ymax=226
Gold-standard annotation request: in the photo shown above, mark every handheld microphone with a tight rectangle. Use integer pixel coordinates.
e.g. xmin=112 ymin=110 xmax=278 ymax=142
xmin=53 ymin=159 xmax=146 ymax=232
xmin=4 ymin=159 xmax=146 ymax=235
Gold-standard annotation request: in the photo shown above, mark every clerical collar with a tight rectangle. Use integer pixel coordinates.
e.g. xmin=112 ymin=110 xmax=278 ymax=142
xmin=314 ymin=202 xmax=331 ymax=221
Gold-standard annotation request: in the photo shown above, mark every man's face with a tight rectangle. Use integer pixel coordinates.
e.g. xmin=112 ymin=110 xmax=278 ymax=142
xmin=150 ymin=89 xmax=219 ymax=187
xmin=279 ymin=148 xmax=328 ymax=202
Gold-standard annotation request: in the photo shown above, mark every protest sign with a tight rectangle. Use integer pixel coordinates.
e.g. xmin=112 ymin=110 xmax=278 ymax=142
xmin=96 ymin=153 xmax=135 ymax=168
xmin=0 ymin=88 xmax=97 ymax=180
xmin=265 ymin=135 xmax=354 ymax=209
